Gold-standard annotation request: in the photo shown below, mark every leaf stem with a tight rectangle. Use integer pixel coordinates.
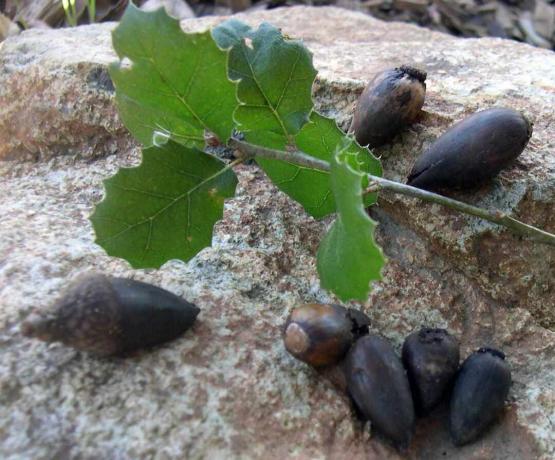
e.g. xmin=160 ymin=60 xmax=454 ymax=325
xmin=226 ymin=156 xmax=246 ymax=169
xmin=229 ymin=138 xmax=555 ymax=246
xmin=230 ymin=138 xmax=330 ymax=171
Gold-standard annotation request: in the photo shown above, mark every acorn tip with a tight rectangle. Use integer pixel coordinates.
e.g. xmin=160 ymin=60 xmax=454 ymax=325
xmin=399 ymin=65 xmax=427 ymax=83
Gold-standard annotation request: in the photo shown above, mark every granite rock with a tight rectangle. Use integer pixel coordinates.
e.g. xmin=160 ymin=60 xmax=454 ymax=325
xmin=0 ymin=22 xmax=130 ymax=161
xmin=0 ymin=6 xmax=554 ymax=459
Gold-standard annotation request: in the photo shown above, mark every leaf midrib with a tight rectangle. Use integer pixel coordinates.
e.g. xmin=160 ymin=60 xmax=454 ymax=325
xmin=239 ymin=41 xmax=295 ymax=138
xmin=97 ymin=165 xmax=230 ymax=250
xmin=129 ymin=45 xmax=220 ymax=138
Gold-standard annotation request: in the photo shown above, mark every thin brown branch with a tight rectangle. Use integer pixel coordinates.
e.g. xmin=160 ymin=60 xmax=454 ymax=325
xmin=229 ymin=138 xmax=555 ymax=246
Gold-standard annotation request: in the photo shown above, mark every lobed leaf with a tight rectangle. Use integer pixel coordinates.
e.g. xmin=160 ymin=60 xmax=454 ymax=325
xmin=317 ymin=145 xmax=386 ymax=301
xmin=110 ymin=4 xmax=237 ymax=148
xmin=213 ymin=19 xmax=317 ymax=146
xmin=91 ymin=141 xmax=238 ymax=269
xmin=256 ymin=112 xmax=382 ymax=218
xmin=96 ymin=11 xmax=386 ymax=303
xmin=214 ymin=20 xmax=382 ymax=219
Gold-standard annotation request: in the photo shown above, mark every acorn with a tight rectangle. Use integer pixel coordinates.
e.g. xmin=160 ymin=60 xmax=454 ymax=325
xmin=402 ymin=327 xmax=460 ymax=415
xmin=283 ymin=303 xmax=370 ymax=367
xmin=449 ymin=347 xmax=512 ymax=446
xmin=407 ymin=108 xmax=532 ymax=191
xmin=345 ymin=334 xmax=415 ymax=449
xmin=21 ymin=273 xmax=200 ymax=356
xmin=350 ymin=65 xmax=427 ymax=148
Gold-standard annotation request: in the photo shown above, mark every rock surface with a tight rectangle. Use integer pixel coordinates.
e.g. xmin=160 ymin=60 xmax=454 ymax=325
xmin=0 ymin=6 xmax=553 ymax=460
xmin=0 ymin=22 xmax=128 ymax=161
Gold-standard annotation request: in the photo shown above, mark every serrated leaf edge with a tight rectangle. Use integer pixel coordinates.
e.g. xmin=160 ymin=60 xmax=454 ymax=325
xmin=90 ymin=148 xmax=237 ymax=269
xmin=110 ymin=4 xmax=239 ymax=148
xmin=317 ymin=147 xmax=387 ymax=301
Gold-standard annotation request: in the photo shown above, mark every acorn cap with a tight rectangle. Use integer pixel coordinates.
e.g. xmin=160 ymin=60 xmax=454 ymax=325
xmin=398 ymin=65 xmax=427 ymax=83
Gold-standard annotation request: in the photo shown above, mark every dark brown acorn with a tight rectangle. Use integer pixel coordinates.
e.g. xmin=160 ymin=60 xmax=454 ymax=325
xmin=350 ymin=65 xmax=427 ymax=148
xmin=449 ymin=347 xmax=512 ymax=446
xmin=402 ymin=327 xmax=460 ymax=415
xmin=20 ymin=273 xmax=200 ymax=356
xmin=345 ymin=334 xmax=415 ymax=449
xmin=283 ymin=303 xmax=370 ymax=368
xmin=407 ymin=108 xmax=532 ymax=191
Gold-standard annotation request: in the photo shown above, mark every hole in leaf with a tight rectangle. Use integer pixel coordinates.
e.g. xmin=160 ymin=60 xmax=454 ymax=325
xmin=152 ymin=130 xmax=170 ymax=147
xmin=120 ymin=57 xmax=133 ymax=69
xmin=244 ymin=37 xmax=253 ymax=50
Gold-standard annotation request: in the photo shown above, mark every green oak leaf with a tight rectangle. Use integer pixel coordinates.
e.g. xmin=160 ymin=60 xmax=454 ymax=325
xmin=256 ymin=112 xmax=382 ymax=218
xmin=212 ymin=19 xmax=317 ymax=146
xmin=110 ymin=4 xmax=237 ymax=148
xmin=295 ymin=112 xmax=382 ymax=216
xmin=317 ymin=145 xmax=386 ymax=301
xmin=90 ymin=141 xmax=238 ymax=268
xmin=213 ymin=20 xmax=382 ymax=218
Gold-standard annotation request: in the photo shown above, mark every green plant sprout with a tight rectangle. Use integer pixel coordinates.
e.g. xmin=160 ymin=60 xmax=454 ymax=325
xmin=90 ymin=4 xmax=555 ymax=303
xmin=88 ymin=0 xmax=96 ymax=24
xmin=62 ymin=0 xmax=96 ymax=26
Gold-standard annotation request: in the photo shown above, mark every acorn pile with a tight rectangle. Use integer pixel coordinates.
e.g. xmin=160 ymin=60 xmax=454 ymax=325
xmin=283 ymin=304 xmax=511 ymax=450
xmin=350 ymin=65 xmax=532 ymax=192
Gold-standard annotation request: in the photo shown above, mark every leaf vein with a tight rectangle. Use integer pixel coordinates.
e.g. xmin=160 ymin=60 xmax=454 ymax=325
xmin=239 ymin=42 xmax=289 ymax=137
xmin=97 ymin=165 xmax=230 ymax=246
xmin=111 ymin=184 xmax=176 ymax=200
xmin=274 ymin=48 xmax=301 ymax=112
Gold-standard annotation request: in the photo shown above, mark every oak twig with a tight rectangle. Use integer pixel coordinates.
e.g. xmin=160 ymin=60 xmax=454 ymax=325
xmin=229 ymin=138 xmax=555 ymax=246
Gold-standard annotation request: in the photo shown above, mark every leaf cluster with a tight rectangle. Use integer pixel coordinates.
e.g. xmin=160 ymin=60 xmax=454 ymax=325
xmin=90 ymin=4 xmax=386 ymax=302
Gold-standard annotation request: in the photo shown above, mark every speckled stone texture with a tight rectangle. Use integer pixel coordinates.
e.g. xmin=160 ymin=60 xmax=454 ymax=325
xmin=0 ymin=6 xmax=553 ymax=460
xmin=0 ymin=22 xmax=129 ymax=161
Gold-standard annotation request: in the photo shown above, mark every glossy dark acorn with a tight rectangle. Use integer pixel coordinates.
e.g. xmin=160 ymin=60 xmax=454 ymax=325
xmin=449 ymin=348 xmax=512 ymax=446
xmin=20 ymin=273 xmax=200 ymax=356
xmin=283 ymin=303 xmax=370 ymax=367
xmin=351 ymin=65 xmax=427 ymax=148
xmin=407 ymin=108 xmax=532 ymax=191
xmin=402 ymin=328 xmax=460 ymax=415
xmin=345 ymin=334 xmax=415 ymax=449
